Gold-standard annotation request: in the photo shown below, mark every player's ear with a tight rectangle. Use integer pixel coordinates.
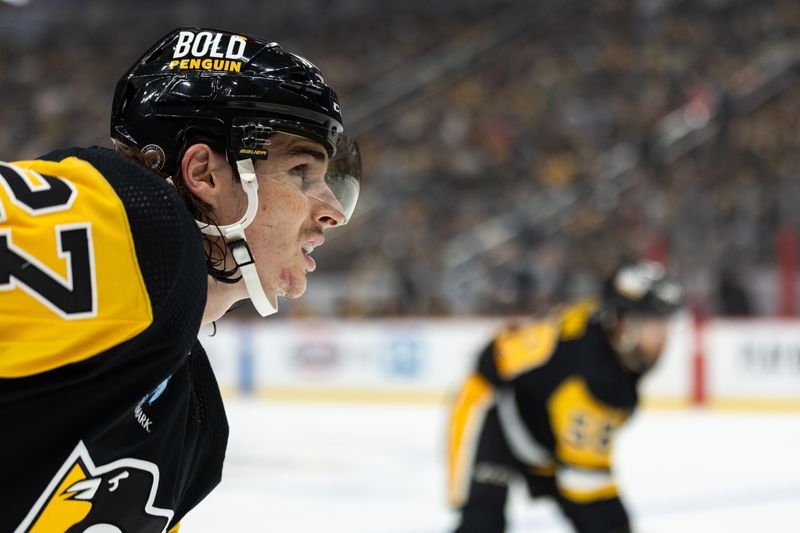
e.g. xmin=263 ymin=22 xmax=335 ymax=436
xmin=180 ymin=143 xmax=222 ymax=205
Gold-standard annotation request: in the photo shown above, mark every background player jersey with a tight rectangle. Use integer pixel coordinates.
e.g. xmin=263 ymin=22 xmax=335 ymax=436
xmin=0 ymin=147 xmax=227 ymax=532
xmin=449 ymin=300 xmax=638 ymax=531
xmin=477 ymin=300 xmax=639 ymax=469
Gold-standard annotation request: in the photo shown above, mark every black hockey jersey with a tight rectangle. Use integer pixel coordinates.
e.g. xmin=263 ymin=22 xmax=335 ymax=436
xmin=0 ymin=147 xmax=227 ymax=532
xmin=449 ymin=299 xmax=639 ymax=531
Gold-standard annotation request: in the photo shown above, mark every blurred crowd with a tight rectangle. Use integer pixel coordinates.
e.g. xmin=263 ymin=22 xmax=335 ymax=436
xmin=1 ymin=0 xmax=798 ymax=317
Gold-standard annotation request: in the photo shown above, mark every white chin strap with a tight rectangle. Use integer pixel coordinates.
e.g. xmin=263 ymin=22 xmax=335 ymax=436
xmin=196 ymin=159 xmax=278 ymax=317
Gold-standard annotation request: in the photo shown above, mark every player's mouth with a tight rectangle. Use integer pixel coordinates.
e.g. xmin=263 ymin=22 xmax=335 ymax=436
xmin=301 ymin=235 xmax=324 ymax=272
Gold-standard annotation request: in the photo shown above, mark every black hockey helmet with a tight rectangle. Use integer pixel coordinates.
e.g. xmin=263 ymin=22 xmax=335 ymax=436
xmin=602 ymin=260 xmax=684 ymax=317
xmin=110 ymin=27 xmax=360 ymax=221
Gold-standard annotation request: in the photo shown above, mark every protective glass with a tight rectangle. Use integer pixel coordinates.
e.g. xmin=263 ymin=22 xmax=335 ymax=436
xmin=230 ymin=117 xmax=361 ymax=224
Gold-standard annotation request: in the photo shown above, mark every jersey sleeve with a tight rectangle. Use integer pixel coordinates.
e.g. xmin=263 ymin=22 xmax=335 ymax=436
xmin=474 ymin=339 xmax=502 ymax=385
xmin=0 ymin=147 xmax=206 ymax=378
xmin=477 ymin=319 xmax=560 ymax=385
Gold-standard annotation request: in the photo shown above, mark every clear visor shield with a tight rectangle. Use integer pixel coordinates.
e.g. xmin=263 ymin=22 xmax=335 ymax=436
xmin=230 ymin=117 xmax=362 ymax=224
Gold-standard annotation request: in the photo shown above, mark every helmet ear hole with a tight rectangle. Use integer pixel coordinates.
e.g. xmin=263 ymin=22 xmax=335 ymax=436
xmin=141 ymin=144 xmax=166 ymax=172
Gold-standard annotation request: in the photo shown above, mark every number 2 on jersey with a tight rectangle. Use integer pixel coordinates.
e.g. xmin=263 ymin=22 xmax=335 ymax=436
xmin=0 ymin=163 xmax=96 ymax=318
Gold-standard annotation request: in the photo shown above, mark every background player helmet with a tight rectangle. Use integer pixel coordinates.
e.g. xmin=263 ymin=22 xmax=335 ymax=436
xmin=602 ymin=260 xmax=683 ymax=318
xmin=111 ymin=28 xmax=362 ymax=317
xmin=601 ymin=260 xmax=684 ymax=374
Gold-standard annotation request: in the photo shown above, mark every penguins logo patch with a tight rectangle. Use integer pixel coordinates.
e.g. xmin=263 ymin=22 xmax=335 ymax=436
xmin=15 ymin=441 xmax=173 ymax=533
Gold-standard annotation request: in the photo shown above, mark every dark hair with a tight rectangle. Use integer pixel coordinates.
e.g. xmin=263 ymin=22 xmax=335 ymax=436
xmin=114 ymin=132 xmax=241 ymax=284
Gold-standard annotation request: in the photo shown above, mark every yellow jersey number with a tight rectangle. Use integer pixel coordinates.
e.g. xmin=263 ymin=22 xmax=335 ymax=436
xmin=0 ymin=162 xmax=95 ymax=318
xmin=549 ymin=377 xmax=628 ymax=469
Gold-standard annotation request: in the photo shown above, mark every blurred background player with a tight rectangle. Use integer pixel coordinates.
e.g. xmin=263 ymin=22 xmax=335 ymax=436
xmin=447 ymin=260 xmax=683 ymax=533
xmin=0 ymin=27 xmax=360 ymax=532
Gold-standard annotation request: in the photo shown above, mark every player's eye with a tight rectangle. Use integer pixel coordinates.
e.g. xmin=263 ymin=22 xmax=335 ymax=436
xmin=289 ymin=164 xmax=310 ymax=182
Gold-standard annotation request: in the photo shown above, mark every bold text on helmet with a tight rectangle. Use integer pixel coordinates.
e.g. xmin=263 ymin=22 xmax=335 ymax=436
xmin=173 ymin=31 xmax=247 ymax=61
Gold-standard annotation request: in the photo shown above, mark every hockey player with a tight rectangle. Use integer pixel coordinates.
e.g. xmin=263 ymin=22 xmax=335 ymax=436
xmin=447 ymin=261 xmax=683 ymax=533
xmin=0 ymin=28 xmax=360 ymax=532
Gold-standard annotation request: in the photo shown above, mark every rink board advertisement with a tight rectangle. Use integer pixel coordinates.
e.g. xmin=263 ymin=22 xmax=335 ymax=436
xmin=704 ymin=320 xmax=800 ymax=406
xmin=202 ymin=319 xmax=503 ymax=401
xmin=202 ymin=317 xmax=800 ymax=409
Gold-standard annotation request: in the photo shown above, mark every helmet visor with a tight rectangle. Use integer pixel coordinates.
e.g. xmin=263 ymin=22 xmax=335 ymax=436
xmin=230 ymin=117 xmax=361 ymax=224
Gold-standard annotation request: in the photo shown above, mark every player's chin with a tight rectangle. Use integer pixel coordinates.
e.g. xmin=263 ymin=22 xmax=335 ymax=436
xmin=269 ymin=262 xmax=308 ymax=300
xmin=280 ymin=267 xmax=308 ymax=299
xmin=283 ymin=282 xmax=307 ymax=299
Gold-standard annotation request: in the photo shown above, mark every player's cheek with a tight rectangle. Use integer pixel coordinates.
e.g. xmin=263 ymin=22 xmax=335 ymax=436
xmin=642 ymin=323 xmax=669 ymax=355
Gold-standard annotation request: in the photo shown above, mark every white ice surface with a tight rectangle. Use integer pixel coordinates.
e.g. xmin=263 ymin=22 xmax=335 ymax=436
xmin=181 ymin=401 xmax=800 ymax=532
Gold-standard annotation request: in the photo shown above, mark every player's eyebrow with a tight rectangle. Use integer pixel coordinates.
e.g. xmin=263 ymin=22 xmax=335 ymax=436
xmin=285 ymin=142 xmax=327 ymax=163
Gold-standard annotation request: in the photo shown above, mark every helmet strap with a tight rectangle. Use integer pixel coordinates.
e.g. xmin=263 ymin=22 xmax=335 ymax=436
xmin=196 ymin=158 xmax=278 ymax=317
xmin=227 ymin=236 xmax=278 ymax=317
